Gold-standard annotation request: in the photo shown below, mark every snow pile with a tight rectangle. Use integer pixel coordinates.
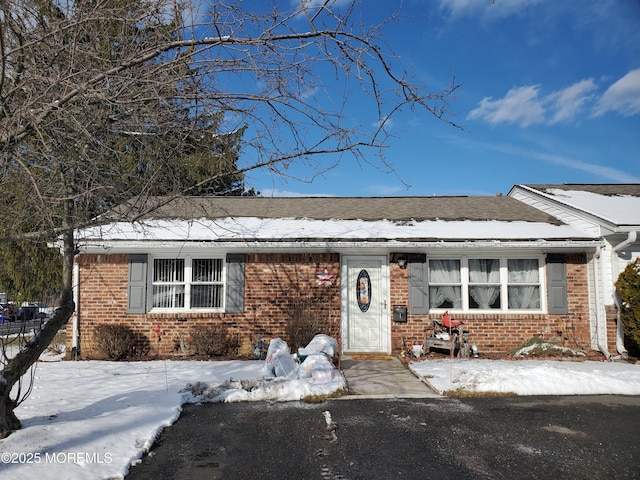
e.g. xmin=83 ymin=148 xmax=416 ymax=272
xmin=182 ymin=335 xmax=345 ymax=403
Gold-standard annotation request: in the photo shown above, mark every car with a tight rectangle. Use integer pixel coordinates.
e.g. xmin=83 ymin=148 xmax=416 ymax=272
xmin=35 ymin=302 xmax=55 ymax=318
xmin=0 ymin=303 xmax=18 ymax=323
xmin=17 ymin=304 xmax=46 ymax=321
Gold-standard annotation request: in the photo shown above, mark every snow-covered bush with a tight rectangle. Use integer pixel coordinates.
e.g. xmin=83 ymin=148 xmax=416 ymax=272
xmin=615 ymin=258 xmax=640 ymax=351
xmin=511 ymin=337 xmax=585 ymax=358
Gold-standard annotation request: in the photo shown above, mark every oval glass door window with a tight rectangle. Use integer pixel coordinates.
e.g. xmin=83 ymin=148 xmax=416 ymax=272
xmin=356 ymin=269 xmax=371 ymax=312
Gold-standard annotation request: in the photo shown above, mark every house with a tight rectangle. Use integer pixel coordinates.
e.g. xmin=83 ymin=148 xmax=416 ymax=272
xmin=509 ymin=184 xmax=640 ymax=358
xmin=68 ymin=185 xmax=637 ymax=359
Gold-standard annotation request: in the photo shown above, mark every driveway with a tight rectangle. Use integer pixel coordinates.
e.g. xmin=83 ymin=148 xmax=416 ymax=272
xmin=126 ymin=395 xmax=640 ymax=479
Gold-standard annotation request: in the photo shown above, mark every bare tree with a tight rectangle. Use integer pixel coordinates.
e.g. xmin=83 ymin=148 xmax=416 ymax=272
xmin=0 ymin=0 xmax=460 ymax=437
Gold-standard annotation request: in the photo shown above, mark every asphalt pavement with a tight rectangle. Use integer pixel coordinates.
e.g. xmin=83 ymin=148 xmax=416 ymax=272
xmin=126 ymin=395 xmax=640 ymax=480
xmin=124 ymin=357 xmax=640 ymax=479
xmin=0 ymin=318 xmax=45 ymax=336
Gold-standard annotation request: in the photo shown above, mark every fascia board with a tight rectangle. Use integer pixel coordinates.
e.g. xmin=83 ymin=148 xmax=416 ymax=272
xmin=78 ymin=238 xmax=602 ymax=255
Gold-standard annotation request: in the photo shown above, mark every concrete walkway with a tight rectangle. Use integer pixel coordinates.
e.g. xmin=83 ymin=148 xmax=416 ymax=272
xmin=338 ymin=355 xmax=440 ymax=399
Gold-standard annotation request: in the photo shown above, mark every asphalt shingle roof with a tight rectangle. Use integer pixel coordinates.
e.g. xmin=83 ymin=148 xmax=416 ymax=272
xmin=115 ymin=195 xmax=564 ymax=225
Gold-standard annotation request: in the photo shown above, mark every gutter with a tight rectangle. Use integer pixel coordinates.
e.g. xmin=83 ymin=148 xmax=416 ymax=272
xmin=594 ymin=247 xmax=611 ymax=359
xmin=79 ymin=239 xmax=602 ymax=255
xmin=613 ymin=230 xmax=638 ymax=253
xmin=72 ymin=262 xmax=80 ymax=359
xmin=612 ymin=231 xmax=638 ymax=357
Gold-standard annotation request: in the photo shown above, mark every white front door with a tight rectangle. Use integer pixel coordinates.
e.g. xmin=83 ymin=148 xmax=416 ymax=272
xmin=342 ymin=256 xmax=389 ymax=353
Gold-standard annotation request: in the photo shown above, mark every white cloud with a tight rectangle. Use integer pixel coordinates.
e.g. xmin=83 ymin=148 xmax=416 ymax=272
xmin=468 ymin=78 xmax=607 ymax=127
xmin=373 ymin=116 xmax=394 ymax=131
xmin=467 ymin=85 xmax=545 ymax=127
xmin=258 ymin=188 xmax=335 ymax=197
xmin=366 ymin=184 xmax=407 ymax=196
xmin=439 ymin=0 xmax=545 ymax=21
xmin=547 ymin=78 xmax=597 ymax=124
xmin=488 ymin=142 xmax=640 ymax=183
xmin=295 ymin=0 xmax=352 ymax=8
xmin=534 ymin=151 xmax=640 ymax=183
xmin=593 ymin=68 xmax=640 ymax=117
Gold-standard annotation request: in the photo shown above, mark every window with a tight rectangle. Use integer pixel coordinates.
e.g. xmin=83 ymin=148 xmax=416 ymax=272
xmin=507 ymin=259 xmax=540 ymax=310
xmin=428 ymin=259 xmax=462 ymax=309
xmin=191 ymin=258 xmax=223 ymax=308
xmin=153 ymin=259 xmax=185 ymax=308
xmin=468 ymin=259 xmax=501 ymax=309
xmin=425 ymin=256 xmax=543 ymax=312
xmin=152 ymin=257 xmax=223 ymax=310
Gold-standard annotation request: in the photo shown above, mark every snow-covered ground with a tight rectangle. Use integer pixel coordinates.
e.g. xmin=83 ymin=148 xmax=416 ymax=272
xmin=1 ymin=350 xmax=640 ymax=480
xmin=410 ymin=358 xmax=640 ymax=396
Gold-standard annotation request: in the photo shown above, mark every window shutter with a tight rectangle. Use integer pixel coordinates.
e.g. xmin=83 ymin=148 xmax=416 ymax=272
xmin=226 ymin=254 xmax=245 ymax=313
xmin=547 ymin=255 xmax=568 ymax=315
xmin=409 ymin=261 xmax=429 ymax=314
xmin=128 ymin=254 xmax=148 ymax=314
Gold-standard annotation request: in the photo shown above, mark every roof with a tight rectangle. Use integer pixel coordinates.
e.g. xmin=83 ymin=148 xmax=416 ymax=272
xmin=112 ymin=195 xmax=564 ymax=224
xmin=78 ymin=194 xmax=601 ymax=247
xmin=524 ymin=184 xmax=640 ymax=197
xmin=517 ymin=184 xmax=640 ymax=227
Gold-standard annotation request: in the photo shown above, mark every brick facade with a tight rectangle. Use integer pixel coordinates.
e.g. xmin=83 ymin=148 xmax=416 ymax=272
xmin=69 ymin=251 xmax=601 ymax=358
xmin=389 ymin=254 xmax=595 ymax=355
xmin=70 ymin=253 xmax=340 ymax=358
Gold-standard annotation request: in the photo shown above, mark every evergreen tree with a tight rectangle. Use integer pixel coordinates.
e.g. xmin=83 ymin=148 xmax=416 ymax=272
xmin=615 ymin=258 xmax=640 ymax=350
xmin=0 ymin=241 xmax=62 ymax=304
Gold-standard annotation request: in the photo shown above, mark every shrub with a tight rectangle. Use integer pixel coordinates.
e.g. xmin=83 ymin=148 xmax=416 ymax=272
xmin=509 ymin=336 xmax=585 ymax=358
xmin=93 ymin=324 xmax=150 ymax=360
xmin=46 ymin=332 xmax=66 ymax=356
xmin=188 ymin=325 xmax=238 ymax=357
xmin=615 ymin=258 xmax=640 ymax=350
xmin=285 ymin=298 xmax=331 ymax=352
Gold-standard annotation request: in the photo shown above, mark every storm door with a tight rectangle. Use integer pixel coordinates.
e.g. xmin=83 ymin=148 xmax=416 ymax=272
xmin=343 ymin=256 xmax=389 ymax=352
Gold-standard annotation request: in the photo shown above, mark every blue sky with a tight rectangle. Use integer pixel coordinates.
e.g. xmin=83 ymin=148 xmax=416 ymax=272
xmin=244 ymin=0 xmax=640 ymax=197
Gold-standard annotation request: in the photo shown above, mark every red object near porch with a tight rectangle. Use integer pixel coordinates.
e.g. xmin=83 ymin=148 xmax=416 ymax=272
xmin=442 ymin=311 xmax=462 ymax=329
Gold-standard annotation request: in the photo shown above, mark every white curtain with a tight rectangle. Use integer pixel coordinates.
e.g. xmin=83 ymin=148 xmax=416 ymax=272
xmin=469 ymin=259 xmax=500 ymax=309
xmin=429 ymin=260 xmax=462 ymax=308
xmin=508 ymin=259 xmax=540 ymax=309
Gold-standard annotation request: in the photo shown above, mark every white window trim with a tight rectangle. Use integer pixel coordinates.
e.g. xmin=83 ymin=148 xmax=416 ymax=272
xmin=149 ymin=254 xmax=226 ymax=313
xmin=428 ymin=255 xmax=547 ymax=313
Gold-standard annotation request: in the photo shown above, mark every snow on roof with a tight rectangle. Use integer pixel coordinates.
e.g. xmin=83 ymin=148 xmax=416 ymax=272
xmin=78 ymin=217 xmax=596 ymax=243
xmin=523 ymin=184 xmax=640 ymax=226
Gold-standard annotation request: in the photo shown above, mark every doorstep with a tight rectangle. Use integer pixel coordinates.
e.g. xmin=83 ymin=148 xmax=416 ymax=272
xmin=338 ymin=355 xmax=440 ymax=399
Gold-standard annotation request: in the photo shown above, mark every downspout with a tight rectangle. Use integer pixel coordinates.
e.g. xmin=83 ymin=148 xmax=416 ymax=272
xmin=72 ymin=261 xmax=80 ymax=359
xmin=613 ymin=294 xmax=628 ymax=358
xmin=593 ymin=247 xmax=611 ymax=359
xmin=612 ymin=231 xmax=638 ymax=358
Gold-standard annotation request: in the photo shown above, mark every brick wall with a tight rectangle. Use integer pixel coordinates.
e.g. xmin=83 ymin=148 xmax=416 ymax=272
xmin=70 ymin=251 xmax=603 ymax=358
xmin=69 ymin=253 xmax=340 ymax=358
xmin=389 ymin=254 xmax=596 ymax=355
xmin=605 ymin=305 xmax=619 ymax=355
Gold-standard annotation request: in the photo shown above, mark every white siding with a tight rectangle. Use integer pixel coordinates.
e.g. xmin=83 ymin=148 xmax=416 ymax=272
xmin=586 ymin=252 xmax=599 ymax=350
xmin=601 ymin=242 xmax=616 ymax=306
